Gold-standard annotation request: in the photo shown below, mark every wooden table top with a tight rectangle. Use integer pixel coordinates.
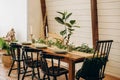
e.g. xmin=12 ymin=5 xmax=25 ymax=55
xmin=25 ymin=44 xmax=93 ymax=63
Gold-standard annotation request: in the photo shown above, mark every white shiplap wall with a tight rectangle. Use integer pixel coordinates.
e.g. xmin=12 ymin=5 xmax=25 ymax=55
xmin=97 ymin=0 xmax=120 ymax=78
xmin=46 ymin=0 xmax=93 ymax=47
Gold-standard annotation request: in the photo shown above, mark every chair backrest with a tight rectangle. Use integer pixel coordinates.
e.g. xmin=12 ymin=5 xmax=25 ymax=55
xmin=93 ymin=40 xmax=113 ymax=59
xmin=75 ymin=40 xmax=113 ymax=80
xmin=22 ymin=46 xmax=42 ymax=67
xmin=40 ymin=53 xmax=64 ymax=75
xmin=92 ymin=40 xmax=113 ymax=79
xmin=10 ymin=43 xmax=22 ymax=60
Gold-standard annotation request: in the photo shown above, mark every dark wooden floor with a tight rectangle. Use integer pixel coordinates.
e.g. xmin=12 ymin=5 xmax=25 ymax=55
xmin=0 ymin=58 xmax=120 ymax=80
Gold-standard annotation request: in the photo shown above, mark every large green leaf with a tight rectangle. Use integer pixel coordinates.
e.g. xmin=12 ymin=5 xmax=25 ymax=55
xmin=70 ymin=20 xmax=76 ymax=25
xmin=60 ymin=30 xmax=66 ymax=36
xmin=65 ymin=23 xmax=72 ymax=27
xmin=55 ymin=17 xmax=64 ymax=24
xmin=65 ymin=13 xmax=72 ymax=20
xmin=57 ymin=12 xmax=65 ymax=20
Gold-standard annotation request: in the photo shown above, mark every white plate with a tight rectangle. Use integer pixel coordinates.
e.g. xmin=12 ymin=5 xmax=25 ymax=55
xmin=53 ymin=49 xmax=67 ymax=54
xmin=34 ymin=44 xmax=48 ymax=49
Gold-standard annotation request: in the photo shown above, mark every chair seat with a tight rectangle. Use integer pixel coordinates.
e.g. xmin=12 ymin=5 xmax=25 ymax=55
xmin=76 ymin=57 xmax=106 ymax=79
xmin=13 ymin=56 xmax=24 ymax=61
xmin=41 ymin=53 xmax=68 ymax=80
xmin=25 ymin=60 xmax=41 ymax=68
xmin=48 ymin=66 xmax=68 ymax=76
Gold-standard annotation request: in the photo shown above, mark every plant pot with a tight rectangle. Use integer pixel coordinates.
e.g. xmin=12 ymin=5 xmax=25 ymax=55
xmin=2 ymin=54 xmax=12 ymax=67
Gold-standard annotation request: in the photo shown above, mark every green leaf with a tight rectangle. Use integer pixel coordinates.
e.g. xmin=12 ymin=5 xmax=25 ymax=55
xmin=68 ymin=28 xmax=75 ymax=31
xmin=70 ymin=20 xmax=76 ymax=25
xmin=55 ymin=17 xmax=64 ymax=24
xmin=64 ymin=36 xmax=67 ymax=40
xmin=65 ymin=23 xmax=72 ymax=27
xmin=62 ymin=13 xmax=65 ymax=19
xmin=60 ymin=30 xmax=66 ymax=36
xmin=57 ymin=11 xmax=65 ymax=19
xmin=0 ymin=38 xmax=4 ymax=48
xmin=57 ymin=11 xmax=64 ymax=15
xmin=65 ymin=13 xmax=72 ymax=20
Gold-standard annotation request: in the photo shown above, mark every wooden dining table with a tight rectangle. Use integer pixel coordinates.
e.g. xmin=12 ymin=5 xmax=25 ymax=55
xmin=26 ymin=44 xmax=93 ymax=80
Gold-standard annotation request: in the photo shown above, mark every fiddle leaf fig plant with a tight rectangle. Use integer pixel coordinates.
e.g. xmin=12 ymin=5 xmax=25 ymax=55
xmin=55 ymin=11 xmax=80 ymax=46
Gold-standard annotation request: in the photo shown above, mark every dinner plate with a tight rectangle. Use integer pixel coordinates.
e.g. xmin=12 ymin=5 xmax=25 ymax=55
xmin=53 ymin=49 xmax=67 ymax=54
xmin=34 ymin=44 xmax=48 ymax=49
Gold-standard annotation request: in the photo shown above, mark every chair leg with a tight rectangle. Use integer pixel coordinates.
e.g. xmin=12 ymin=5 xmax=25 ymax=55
xmin=37 ymin=67 xmax=41 ymax=80
xmin=43 ymin=74 xmax=50 ymax=80
xmin=48 ymin=75 xmax=50 ymax=80
xmin=53 ymin=76 xmax=57 ymax=80
xmin=23 ymin=61 xmax=25 ymax=72
xmin=32 ymin=68 xmax=35 ymax=80
xmin=76 ymin=77 xmax=80 ymax=80
xmin=65 ymin=74 xmax=68 ymax=80
xmin=43 ymin=74 xmax=46 ymax=80
xmin=22 ymin=66 xmax=28 ymax=80
xmin=8 ymin=60 xmax=15 ymax=76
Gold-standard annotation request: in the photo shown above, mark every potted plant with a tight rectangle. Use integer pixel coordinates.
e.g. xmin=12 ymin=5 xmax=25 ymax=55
xmin=0 ymin=38 xmax=12 ymax=67
xmin=55 ymin=11 xmax=80 ymax=46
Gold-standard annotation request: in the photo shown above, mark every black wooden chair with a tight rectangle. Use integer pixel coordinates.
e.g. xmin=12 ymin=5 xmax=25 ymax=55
xmin=8 ymin=43 xmax=24 ymax=80
xmin=22 ymin=46 xmax=42 ymax=80
xmin=76 ymin=40 xmax=113 ymax=80
xmin=40 ymin=53 xmax=68 ymax=80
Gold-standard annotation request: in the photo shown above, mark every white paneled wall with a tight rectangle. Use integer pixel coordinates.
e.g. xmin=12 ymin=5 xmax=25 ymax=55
xmin=46 ymin=0 xmax=93 ymax=47
xmin=97 ymin=0 xmax=120 ymax=78
xmin=28 ymin=0 xmax=43 ymax=40
xmin=46 ymin=0 xmax=92 ymax=72
xmin=0 ymin=0 xmax=27 ymax=42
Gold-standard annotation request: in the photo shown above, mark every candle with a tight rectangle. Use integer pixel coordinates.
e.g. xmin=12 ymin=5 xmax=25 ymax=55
xmin=46 ymin=25 xmax=48 ymax=38
xmin=30 ymin=25 xmax=33 ymax=34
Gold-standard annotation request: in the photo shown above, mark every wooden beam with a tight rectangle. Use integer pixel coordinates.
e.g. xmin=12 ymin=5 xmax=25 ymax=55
xmin=40 ymin=0 xmax=48 ymax=38
xmin=91 ymin=0 xmax=99 ymax=48
xmin=40 ymin=0 xmax=46 ymax=20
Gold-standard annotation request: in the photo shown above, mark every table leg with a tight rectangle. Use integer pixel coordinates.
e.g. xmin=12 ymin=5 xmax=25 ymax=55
xmin=69 ymin=60 xmax=75 ymax=80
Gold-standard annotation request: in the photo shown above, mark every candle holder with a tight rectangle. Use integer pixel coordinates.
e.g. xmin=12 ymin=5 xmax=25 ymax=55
xmin=30 ymin=34 xmax=35 ymax=43
xmin=30 ymin=34 xmax=33 ymax=39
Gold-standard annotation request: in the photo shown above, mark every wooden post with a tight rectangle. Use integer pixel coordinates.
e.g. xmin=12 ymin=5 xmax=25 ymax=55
xmin=91 ymin=0 xmax=99 ymax=48
xmin=40 ymin=0 xmax=48 ymax=38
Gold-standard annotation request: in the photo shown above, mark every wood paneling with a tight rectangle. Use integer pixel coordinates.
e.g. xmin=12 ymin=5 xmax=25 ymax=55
xmin=97 ymin=0 xmax=120 ymax=78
